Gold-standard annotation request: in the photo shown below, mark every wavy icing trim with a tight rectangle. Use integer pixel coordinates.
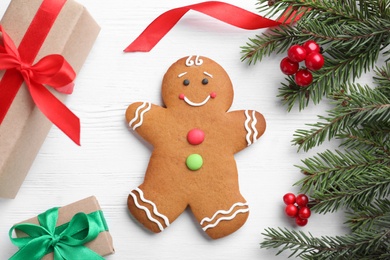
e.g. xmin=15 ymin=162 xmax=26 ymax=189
xmin=129 ymin=191 xmax=165 ymax=231
xmin=251 ymin=110 xmax=258 ymax=144
xmin=200 ymin=202 xmax=249 ymax=225
xmin=133 ymin=102 xmax=151 ymax=130
xmin=134 ymin=188 xmax=170 ymax=227
xmin=202 ymin=208 xmax=250 ymax=231
xmin=129 ymin=102 xmax=146 ymax=128
xmin=244 ymin=110 xmax=258 ymax=146
xmin=244 ymin=110 xmax=252 ymax=146
xmin=129 ymin=102 xmax=151 ymax=130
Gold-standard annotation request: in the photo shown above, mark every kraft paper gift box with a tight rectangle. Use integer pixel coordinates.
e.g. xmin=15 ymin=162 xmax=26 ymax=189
xmin=9 ymin=196 xmax=115 ymax=259
xmin=0 ymin=0 xmax=100 ymax=198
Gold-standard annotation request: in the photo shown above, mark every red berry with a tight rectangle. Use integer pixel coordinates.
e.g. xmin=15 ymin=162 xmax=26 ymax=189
xmin=283 ymin=193 xmax=296 ymax=205
xmin=295 ymin=217 xmax=308 ymax=226
xmin=298 ymin=206 xmax=311 ymax=219
xmin=303 ymin=40 xmax=321 ymax=54
xmin=280 ymin=57 xmax=299 ymax=75
xmin=305 ymin=52 xmax=324 ymax=71
xmin=288 ymin=45 xmax=307 ymax=62
xmin=295 ymin=69 xmax=313 ymax=87
xmin=285 ymin=204 xmax=298 ymax=218
xmin=296 ymin=194 xmax=309 ymax=207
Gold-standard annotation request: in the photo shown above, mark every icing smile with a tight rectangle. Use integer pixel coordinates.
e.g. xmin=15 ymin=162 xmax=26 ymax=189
xmin=179 ymin=92 xmax=217 ymax=107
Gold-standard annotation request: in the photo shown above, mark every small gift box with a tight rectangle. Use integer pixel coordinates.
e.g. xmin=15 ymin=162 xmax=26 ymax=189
xmin=0 ymin=0 xmax=100 ymax=198
xmin=9 ymin=196 xmax=115 ymax=259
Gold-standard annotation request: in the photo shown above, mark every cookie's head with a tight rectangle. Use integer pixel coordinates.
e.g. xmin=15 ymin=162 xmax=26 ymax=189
xmin=162 ymin=56 xmax=234 ymax=111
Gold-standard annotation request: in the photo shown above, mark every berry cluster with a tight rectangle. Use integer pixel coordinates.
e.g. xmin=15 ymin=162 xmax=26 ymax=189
xmin=283 ymin=193 xmax=311 ymax=226
xmin=280 ymin=40 xmax=324 ymax=87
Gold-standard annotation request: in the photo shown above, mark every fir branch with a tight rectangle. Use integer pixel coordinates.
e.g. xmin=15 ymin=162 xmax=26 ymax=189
xmin=295 ymin=149 xmax=390 ymax=213
xmin=245 ymin=0 xmax=390 ymax=62
xmin=275 ymin=21 xmax=388 ymax=110
xmin=305 ymin=169 xmax=390 ymax=213
xmin=257 ymin=0 xmax=390 ymax=24
xmin=292 ymin=83 xmax=390 ymax=152
xmin=261 ymin=227 xmax=390 ymax=259
xmin=255 ymin=2 xmax=390 ymax=258
xmin=242 ymin=0 xmax=390 ymax=110
xmin=240 ymin=26 xmax=300 ymax=65
xmin=374 ymin=63 xmax=390 ymax=96
xmin=338 ymin=127 xmax=390 ymax=155
xmin=346 ymin=199 xmax=390 ymax=232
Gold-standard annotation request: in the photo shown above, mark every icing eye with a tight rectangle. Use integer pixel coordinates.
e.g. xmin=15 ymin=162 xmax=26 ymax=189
xmin=183 ymin=79 xmax=190 ymax=86
xmin=202 ymin=78 xmax=209 ymax=85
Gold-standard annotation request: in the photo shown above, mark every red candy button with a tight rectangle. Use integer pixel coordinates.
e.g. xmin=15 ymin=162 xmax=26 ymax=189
xmin=187 ymin=128 xmax=205 ymax=145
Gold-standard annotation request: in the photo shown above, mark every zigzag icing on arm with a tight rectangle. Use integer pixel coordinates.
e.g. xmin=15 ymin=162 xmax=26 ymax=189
xmin=202 ymin=208 xmax=250 ymax=231
xmin=129 ymin=190 xmax=165 ymax=231
xmin=132 ymin=102 xmax=152 ymax=130
xmin=200 ymin=202 xmax=249 ymax=225
xmin=134 ymin=188 xmax=170 ymax=227
xmin=129 ymin=102 xmax=147 ymax=128
xmin=244 ymin=110 xmax=252 ymax=146
xmin=251 ymin=110 xmax=258 ymax=144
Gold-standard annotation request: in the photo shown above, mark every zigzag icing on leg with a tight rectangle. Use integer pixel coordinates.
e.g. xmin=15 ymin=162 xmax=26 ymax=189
xmin=134 ymin=188 xmax=170 ymax=227
xmin=129 ymin=190 xmax=164 ymax=231
xmin=202 ymin=208 xmax=250 ymax=231
xmin=200 ymin=202 xmax=249 ymax=225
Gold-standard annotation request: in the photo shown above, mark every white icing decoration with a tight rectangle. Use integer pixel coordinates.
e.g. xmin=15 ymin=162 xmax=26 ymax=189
xmin=251 ymin=110 xmax=258 ymax=144
xmin=185 ymin=55 xmax=203 ymax=67
xmin=178 ymin=72 xmax=187 ymax=78
xmin=183 ymin=95 xmax=211 ymax=107
xmin=202 ymin=208 xmax=250 ymax=231
xmin=244 ymin=110 xmax=252 ymax=146
xmin=204 ymin=71 xmax=213 ymax=78
xmin=195 ymin=56 xmax=203 ymax=65
xmin=186 ymin=57 xmax=193 ymax=66
xmin=132 ymin=102 xmax=151 ymax=130
xmin=134 ymin=188 xmax=170 ymax=227
xmin=244 ymin=110 xmax=259 ymax=146
xmin=200 ymin=202 xmax=249 ymax=225
xmin=129 ymin=102 xmax=147 ymax=128
xmin=129 ymin=191 xmax=165 ymax=231
xmin=186 ymin=56 xmax=194 ymax=66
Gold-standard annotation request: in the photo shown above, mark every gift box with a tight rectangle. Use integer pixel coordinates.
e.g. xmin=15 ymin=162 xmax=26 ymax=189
xmin=9 ymin=196 xmax=115 ymax=259
xmin=0 ymin=0 xmax=100 ymax=198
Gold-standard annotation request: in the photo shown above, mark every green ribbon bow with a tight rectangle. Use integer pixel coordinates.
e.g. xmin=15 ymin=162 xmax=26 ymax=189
xmin=9 ymin=207 xmax=109 ymax=260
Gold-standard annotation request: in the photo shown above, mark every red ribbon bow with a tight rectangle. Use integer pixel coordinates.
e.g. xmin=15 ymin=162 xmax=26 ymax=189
xmin=0 ymin=26 xmax=80 ymax=145
xmin=125 ymin=1 xmax=302 ymax=52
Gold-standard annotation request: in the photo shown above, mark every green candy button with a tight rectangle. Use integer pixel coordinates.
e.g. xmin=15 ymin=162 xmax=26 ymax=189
xmin=186 ymin=154 xmax=203 ymax=171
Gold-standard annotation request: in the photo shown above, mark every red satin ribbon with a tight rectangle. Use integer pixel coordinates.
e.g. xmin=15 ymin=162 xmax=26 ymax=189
xmin=0 ymin=0 xmax=81 ymax=145
xmin=125 ymin=1 xmax=301 ymax=52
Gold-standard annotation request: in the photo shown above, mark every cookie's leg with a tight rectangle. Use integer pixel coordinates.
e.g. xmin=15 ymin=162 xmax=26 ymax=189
xmin=191 ymin=194 xmax=249 ymax=239
xmin=128 ymin=184 xmax=187 ymax=233
xmin=128 ymin=187 xmax=168 ymax=233
xmin=202 ymin=201 xmax=249 ymax=239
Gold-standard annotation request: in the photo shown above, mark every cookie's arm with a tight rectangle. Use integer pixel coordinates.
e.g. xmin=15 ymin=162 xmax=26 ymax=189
xmin=228 ymin=110 xmax=266 ymax=153
xmin=126 ymin=102 xmax=165 ymax=144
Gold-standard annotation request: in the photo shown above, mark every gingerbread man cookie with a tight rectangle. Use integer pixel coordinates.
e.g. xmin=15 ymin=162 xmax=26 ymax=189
xmin=126 ymin=56 xmax=266 ymax=239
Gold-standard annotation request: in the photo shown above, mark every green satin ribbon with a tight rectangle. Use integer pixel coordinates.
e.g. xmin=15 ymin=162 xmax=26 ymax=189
xmin=9 ymin=207 xmax=109 ymax=260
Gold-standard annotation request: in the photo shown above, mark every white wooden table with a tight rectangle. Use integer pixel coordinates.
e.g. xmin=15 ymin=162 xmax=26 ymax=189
xmin=0 ymin=0 xmax=361 ymax=259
